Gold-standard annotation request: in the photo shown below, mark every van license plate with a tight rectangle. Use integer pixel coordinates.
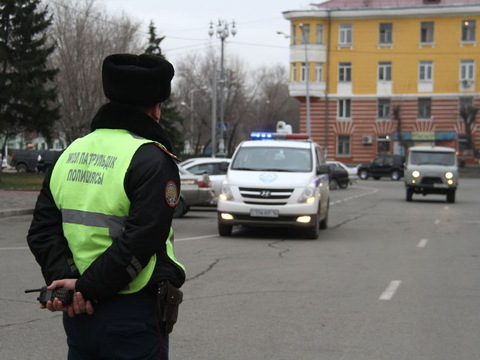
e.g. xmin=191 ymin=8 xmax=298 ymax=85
xmin=250 ymin=209 xmax=279 ymax=218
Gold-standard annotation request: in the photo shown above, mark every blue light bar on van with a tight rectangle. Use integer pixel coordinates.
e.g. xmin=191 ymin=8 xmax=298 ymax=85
xmin=250 ymin=132 xmax=310 ymax=140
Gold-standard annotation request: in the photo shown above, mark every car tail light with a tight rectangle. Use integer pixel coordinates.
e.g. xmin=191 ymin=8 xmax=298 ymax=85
xmin=198 ymin=174 xmax=211 ymax=188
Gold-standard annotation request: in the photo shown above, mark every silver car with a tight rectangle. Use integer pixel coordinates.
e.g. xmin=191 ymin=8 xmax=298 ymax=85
xmin=175 ymin=166 xmax=214 ymax=218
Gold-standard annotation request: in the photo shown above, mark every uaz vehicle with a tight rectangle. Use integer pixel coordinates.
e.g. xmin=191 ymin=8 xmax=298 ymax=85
xmin=404 ymin=146 xmax=458 ymax=203
xmin=217 ymin=132 xmax=330 ymax=239
xmin=357 ymin=154 xmax=405 ymax=181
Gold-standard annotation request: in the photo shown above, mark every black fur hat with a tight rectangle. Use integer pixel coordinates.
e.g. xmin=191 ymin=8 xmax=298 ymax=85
xmin=102 ymin=53 xmax=174 ymax=106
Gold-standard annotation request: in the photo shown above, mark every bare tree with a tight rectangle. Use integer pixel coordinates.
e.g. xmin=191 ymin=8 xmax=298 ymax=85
xmin=175 ymin=49 xmax=298 ymax=156
xmin=49 ymin=0 xmax=142 ymax=143
xmin=460 ymin=105 xmax=479 ymax=160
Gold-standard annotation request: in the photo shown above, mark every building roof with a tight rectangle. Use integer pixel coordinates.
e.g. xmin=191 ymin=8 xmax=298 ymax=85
xmin=313 ymin=0 xmax=480 ymax=9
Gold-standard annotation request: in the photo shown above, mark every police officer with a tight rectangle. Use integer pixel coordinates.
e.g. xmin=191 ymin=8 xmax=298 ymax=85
xmin=27 ymin=53 xmax=185 ymax=360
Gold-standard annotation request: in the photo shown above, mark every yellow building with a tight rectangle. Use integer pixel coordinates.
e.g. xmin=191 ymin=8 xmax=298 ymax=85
xmin=283 ymin=0 xmax=480 ymax=165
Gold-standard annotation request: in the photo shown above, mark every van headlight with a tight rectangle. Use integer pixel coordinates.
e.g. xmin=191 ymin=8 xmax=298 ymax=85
xmin=297 ymin=183 xmax=316 ymax=204
xmin=444 ymin=172 xmax=453 ymax=179
xmin=219 ymin=183 xmax=234 ymax=201
xmin=412 ymin=170 xmax=420 ymax=178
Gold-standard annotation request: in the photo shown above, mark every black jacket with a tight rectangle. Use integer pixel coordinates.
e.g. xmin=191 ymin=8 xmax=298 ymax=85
xmin=27 ymin=103 xmax=185 ymax=302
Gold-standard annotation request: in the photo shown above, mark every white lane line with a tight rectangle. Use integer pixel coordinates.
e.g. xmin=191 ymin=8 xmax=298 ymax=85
xmin=379 ymin=280 xmax=402 ymax=300
xmin=417 ymin=239 xmax=429 ymax=248
xmin=434 ymin=219 xmax=441 ymax=225
xmin=176 ymin=234 xmax=218 ymax=242
xmin=0 ymin=246 xmax=29 ymax=251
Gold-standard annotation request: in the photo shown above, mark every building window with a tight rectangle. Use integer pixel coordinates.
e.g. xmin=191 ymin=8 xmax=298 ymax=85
xmin=290 ymin=63 xmax=297 ymax=82
xmin=316 ymin=24 xmax=324 ymax=44
xmin=339 ymin=62 xmax=352 ymax=82
xmin=458 ymin=135 xmax=471 ymax=155
xmin=315 ymin=63 xmax=323 ymax=82
xmin=462 ymin=20 xmax=476 ymax=42
xmin=300 ymin=24 xmax=310 ymax=44
xmin=338 ymin=99 xmax=351 ymax=119
xmin=418 ymin=98 xmax=432 ymax=119
xmin=379 ymin=23 xmax=393 ymax=44
xmin=419 ymin=61 xmax=433 ymax=81
xmin=378 ymin=62 xmax=392 ymax=81
xmin=301 ymin=62 xmax=308 ymax=82
xmin=460 ymin=60 xmax=475 ymax=80
xmin=339 ymin=24 xmax=352 ymax=46
xmin=420 ymin=22 xmax=434 ymax=43
xmin=377 ymin=136 xmax=391 ymax=154
xmin=337 ymin=135 xmax=350 ymax=155
xmin=291 ymin=24 xmax=296 ymax=45
xmin=378 ymin=98 xmax=391 ymax=119
xmin=460 ymin=97 xmax=473 ymax=112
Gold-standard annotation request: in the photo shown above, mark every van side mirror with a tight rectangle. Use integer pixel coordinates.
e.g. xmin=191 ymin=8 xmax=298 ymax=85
xmin=317 ymin=164 xmax=330 ymax=175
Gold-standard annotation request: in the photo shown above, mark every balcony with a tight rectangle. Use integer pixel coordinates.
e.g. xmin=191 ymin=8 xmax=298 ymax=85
xmin=288 ymin=81 xmax=326 ymax=98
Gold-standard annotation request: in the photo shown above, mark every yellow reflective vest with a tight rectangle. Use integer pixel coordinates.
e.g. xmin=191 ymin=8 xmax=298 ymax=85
xmin=50 ymin=129 xmax=177 ymax=294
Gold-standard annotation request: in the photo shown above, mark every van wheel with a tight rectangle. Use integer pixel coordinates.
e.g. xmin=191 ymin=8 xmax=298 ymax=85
xmin=446 ymin=189 xmax=456 ymax=203
xmin=406 ymin=188 xmax=413 ymax=202
xmin=218 ymin=223 xmax=233 ymax=236
xmin=319 ymin=203 xmax=329 ymax=230
xmin=173 ymin=198 xmax=188 ymax=218
xmin=391 ymin=170 xmax=401 ymax=181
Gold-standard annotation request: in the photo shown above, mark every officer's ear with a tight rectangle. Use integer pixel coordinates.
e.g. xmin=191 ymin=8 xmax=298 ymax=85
xmin=150 ymin=103 xmax=162 ymax=123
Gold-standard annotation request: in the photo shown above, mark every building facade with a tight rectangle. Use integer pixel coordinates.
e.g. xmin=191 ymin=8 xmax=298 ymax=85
xmin=283 ymin=0 xmax=480 ymax=164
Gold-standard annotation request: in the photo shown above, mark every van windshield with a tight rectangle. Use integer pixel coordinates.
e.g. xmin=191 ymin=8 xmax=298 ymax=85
xmin=409 ymin=151 xmax=455 ymax=166
xmin=231 ymin=147 xmax=312 ymax=172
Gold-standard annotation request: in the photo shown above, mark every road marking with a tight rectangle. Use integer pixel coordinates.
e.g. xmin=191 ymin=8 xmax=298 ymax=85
xmin=434 ymin=219 xmax=441 ymax=225
xmin=0 ymin=246 xmax=29 ymax=251
xmin=417 ymin=239 xmax=429 ymax=248
xmin=379 ymin=280 xmax=402 ymax=300
xmin=177 ymin=234 xmax=218 ymax=242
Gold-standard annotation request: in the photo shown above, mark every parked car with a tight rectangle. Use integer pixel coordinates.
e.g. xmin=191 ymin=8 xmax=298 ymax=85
xmin=179 ymin=157 xmax=231 ymax=203
xmin=357 ymin=154 xmax=405 ymax=181
xmin=10 ymin=150 xmax=42 ymax=172
xmin=37 ymin=149 xmax=64 ymax=172
xmin=327 ymin=162 xmax=349 ymax=189
xmin=175 ymin=166 xmax=214 ymax=218
xmin=327 ymin=160 xmax=358 ymax=184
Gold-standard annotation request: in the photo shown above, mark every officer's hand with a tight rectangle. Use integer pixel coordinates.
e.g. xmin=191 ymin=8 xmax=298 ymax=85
xmin=44 ymin=279 xmax=95 ymax=317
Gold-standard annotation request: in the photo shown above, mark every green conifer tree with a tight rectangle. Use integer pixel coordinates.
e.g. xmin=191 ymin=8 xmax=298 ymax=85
xmin=144 ymin=20 xmax=185 ymax=155
xmin=0 ymin=0 xmax=59 ymax=145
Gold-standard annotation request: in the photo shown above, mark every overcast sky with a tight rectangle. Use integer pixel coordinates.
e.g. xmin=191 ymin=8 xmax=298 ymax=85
xmin=101 ymin=0 xmax=319 ymax=70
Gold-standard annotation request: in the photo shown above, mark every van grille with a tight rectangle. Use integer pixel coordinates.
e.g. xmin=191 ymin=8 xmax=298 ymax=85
xmin=239 ymin=187 xmax=294 ymax=205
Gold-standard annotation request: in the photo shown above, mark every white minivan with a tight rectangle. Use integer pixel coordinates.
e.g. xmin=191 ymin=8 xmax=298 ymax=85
xmin=217 ymin=133 xmax=330 ymax=239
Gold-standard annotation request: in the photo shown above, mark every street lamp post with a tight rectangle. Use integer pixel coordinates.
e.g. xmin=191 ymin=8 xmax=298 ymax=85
xmin=209 ymin=19 xmax=236 ymax=156
xmin=181 ymin=87 xmax=206 ymax=154
xmin=278 ymin=25 xmax=311 ymax=137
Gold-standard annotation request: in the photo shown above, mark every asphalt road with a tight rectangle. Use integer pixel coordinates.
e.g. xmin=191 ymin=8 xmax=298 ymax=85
xmin=1 ymin=179 xmax=479 ymax=360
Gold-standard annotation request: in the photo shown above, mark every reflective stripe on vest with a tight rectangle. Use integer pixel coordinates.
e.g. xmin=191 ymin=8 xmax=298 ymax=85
xmin=50 ymin=129 xmax=178 ymax=294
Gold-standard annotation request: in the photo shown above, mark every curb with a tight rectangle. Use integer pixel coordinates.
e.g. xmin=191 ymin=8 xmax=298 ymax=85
xmin=0 ymin=208 xmax=34 ymax=218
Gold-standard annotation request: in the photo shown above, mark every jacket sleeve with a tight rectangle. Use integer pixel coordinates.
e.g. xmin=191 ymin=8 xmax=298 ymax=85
xmin=75 ymin=144 xmax=181 ymax=301
xmin=27 ymin=171 xmax=80 ymax=284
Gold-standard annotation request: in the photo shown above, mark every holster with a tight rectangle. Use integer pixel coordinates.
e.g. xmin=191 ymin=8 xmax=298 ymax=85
xmin=157 ymin=281 xmax=183 ymax=335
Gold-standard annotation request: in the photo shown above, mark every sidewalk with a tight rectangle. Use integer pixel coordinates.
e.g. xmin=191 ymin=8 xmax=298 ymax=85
xmin=0 ymin=190 xmax=39 ymax=218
